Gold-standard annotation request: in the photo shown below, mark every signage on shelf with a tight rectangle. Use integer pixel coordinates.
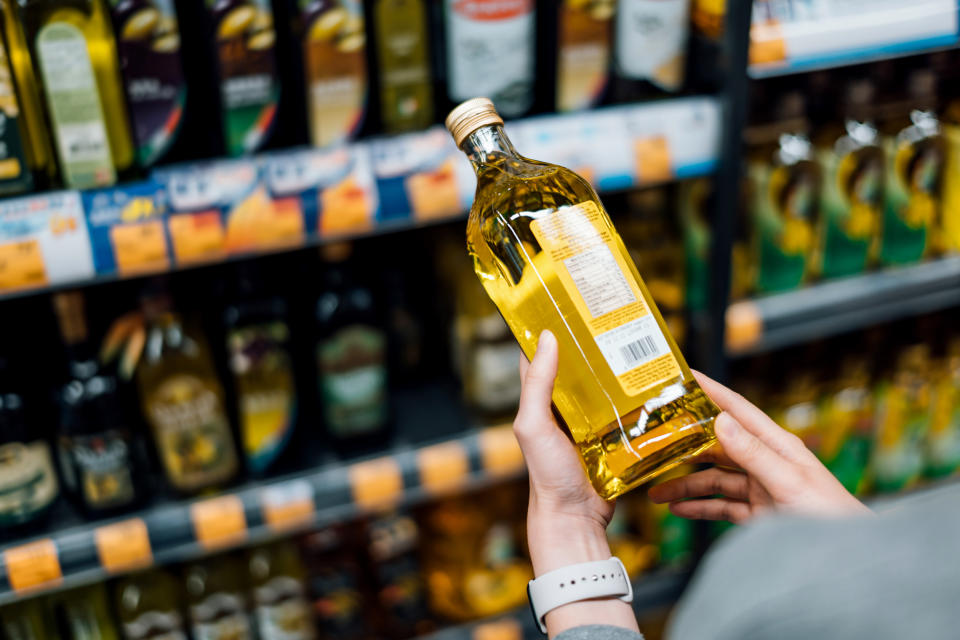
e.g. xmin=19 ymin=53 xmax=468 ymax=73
xmin=349 ymin=456 xmax=404 ymax=509
xmin=417 ymin=441 xmax=470 ymax=494
xmin=261 ymin=480 xmax=317 ymax=532
xmin=478 ymin=424 xmax=525 ymax=476
xmin=95 ymin=518 xmax=153 ymax=573
xmin=191 ymin=494 xmax=249 ymax=551
xmin=84 ymin=181 xmax=172 ymax=276
xmin=3 ymin=539 xmax=62 ymax=593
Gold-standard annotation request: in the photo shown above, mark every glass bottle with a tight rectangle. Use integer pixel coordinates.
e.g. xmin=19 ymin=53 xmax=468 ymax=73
xmin=16 ymin=0 xmax=134 ymax=188
xmin=184 ymin=555 xmax=255 ymax=640
xmin=114 ymin=569 xmax=189 ymax=640
xmin=247 ymin=542 xmax=316 ymax=640
xmin=373 ymin=0 xmax=432 ymax=133
xmin=0 ymin=598 xmax=52 ymax=639
xmin=299 ymin=526 xmax=371 ymax=639
xmin=366 ymin=512 xmax=433 ymax=638
xmin=555 ymin=0 xmax=613 ymax=112
xmin=611 ymin=0 xmax=690 ymax=101
xmin=0 ymin=5 xmax=35 ymax=194
xmin=136 ymin=292 xmax=238 ymax=493
xmin=448 ymin=98 xmax=718 ymax=499
xmin=53 ymin=291 xmax=145 ymax=515
xmin=50 ymin=584 xmax=121 ymax=640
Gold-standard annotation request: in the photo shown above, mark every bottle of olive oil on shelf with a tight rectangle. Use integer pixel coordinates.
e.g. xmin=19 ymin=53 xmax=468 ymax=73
xmin=612 ymin=0 xmax=690 ymax=101
xmin=1 ymin=0 xmax=55 ymax=185
xmin=372 ymin=0 xmax=432 ymax=133
xmin=811 ymin=75 xmax=884 ymax=279
xmin=184 ymin=555 xmax=255 ymax=640
xmin=205 ymin=0 xmax=279 ymax=155
xmin=447 ymin=98 xmax=719 ymax=499
xmin=109 ymin=0 xmax=186 ymax=166
xmin=136 ymin=291 xmax=239 ymax=494
xmin=16 ymin=0 xmax=134 ymax=188
xmin=247 ymin=542 xmax=316 ymax=640
xmin=926 ymin=336 xmax=960 ymax=478
xmin=0 ymin=598 xmax=52 ymax=640
xmin=299 ymin=0 xmax=367 ymax=147
xmin=0 ymin=7 xmax=35 ymax=194
xmin=50 ymin=584 xmax=120 ymax=640
xmin=556 ymin=0 xmax=613 ymax=112
xmin=444 ymin=0 xmax=536 ymax=118
xmin=114 ymin=569 xmax=190 ymax=640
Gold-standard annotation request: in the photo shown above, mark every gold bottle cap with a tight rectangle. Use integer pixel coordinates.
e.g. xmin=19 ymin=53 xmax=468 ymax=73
xmin=445 ymin=98 xmax=504 ymax=148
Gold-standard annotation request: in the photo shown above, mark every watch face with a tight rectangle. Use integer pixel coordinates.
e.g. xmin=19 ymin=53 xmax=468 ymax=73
xmin=527 ymin=581 xmax=543 ymax=634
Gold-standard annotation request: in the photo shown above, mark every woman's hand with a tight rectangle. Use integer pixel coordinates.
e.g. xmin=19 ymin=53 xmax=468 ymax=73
xmin=648 ymin=371 xmax=871 ymax=524
xmin=514 ymin=331 xmax=639 ymax=637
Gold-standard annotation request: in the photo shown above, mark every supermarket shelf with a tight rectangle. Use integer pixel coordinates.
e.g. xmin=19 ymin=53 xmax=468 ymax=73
xmin=749 ymin=0 xmax=959 ymax=77
xmin=725 ymin=256 xmax=960 ymax=356
xmin=0 ymin=423 xmax=525 ymax=605
xmin=0 ymin=97 xmax=720 ymax=302
xmin=419 ymin=568 xmax=691 ymax=640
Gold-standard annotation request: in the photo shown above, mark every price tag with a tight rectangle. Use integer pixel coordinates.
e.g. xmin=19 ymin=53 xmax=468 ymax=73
xmin=168 ymin=210 xmax=226 ymax=265
xmin=634 ymin=136 xmax=673 ymax=184
xmin=109 ymin=221 xmax=170 ymax=275
xmin=262 ymin=480 xmax=315 ymax=532
xmin=417 ymin=441 xmax=469 ymax=494
xmin=473 ymin=618 xmax=523 ymax=640
xmin=95 ymin=518 xmax=152 ymax=573
xmin=750 ymin=21 xmax=788 ymax=66
xmin=3 ymin=540 xmax=61 ymax=593
xmin=0 ymin=239 xmax=47 ymax=291
xmin=406 ymin=160 xmax=461 ymax=221
xmin=349 ymin=457 xmax=403 ymax=510
xmin=191 ymin=495 xmax=247 ymax=551
xmin=320 ymin=180 xmax=373 ymax=235
xmin=479 ymin=425 xmax=524 ymax=477
xmin=725 ymin=301 xmax=763 ymax=353
xmin=258 ymin=198 xmax=305 ymax=249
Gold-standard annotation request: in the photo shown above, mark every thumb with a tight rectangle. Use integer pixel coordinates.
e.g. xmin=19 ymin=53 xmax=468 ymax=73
xmin=514 ymin=330 xmax=559 ymax=437
xmin=714 ymin=413 xmax=789 ymax=492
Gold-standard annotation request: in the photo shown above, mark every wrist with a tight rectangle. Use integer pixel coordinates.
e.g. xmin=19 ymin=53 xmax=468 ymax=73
xmin=527 ymin=510 xmax=611 ymax=577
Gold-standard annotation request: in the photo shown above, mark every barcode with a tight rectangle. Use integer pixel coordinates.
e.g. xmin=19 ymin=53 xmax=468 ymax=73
xmin=620 ymin=336 xmax=660 ymax=367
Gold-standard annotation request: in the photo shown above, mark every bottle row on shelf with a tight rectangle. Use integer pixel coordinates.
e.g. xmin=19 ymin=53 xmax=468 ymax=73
xmin=0 ymin=478 xmax=692 ymax=640
xmin=0 ymin=0 xmax=722 ymax=196
xmin=0 ymin=96 xmax=719 ymax=297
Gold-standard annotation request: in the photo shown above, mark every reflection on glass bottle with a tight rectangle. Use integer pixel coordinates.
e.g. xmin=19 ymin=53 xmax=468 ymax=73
xmin=54 ymin=291 xmax=144 ymax=515
xmin=248 ymin=542 xmax=316 ymax=640
xmin=184 ymin=555 xmax=255 ymax=640
xmin=137 ymin=292 xmax=238 ymax=493
xmin=115 ymin=569 xmax=189 ymax=640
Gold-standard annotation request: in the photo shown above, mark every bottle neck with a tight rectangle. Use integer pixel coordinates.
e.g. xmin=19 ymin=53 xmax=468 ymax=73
xmin=462 ymin=125 xmax=520 ymax=170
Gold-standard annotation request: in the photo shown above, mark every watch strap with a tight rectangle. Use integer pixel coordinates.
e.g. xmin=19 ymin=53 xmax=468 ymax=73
xmin=527 ymin=557 xmax=633 ymax=634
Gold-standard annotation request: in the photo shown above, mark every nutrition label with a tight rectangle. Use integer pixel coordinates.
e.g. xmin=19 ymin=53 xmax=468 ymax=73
xmin=531 ymin=201 xmax=681 ymax=395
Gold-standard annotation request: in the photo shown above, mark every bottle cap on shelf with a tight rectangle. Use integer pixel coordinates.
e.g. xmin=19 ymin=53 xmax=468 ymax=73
xmin=446 ymin=98 xmax=504 ymax=148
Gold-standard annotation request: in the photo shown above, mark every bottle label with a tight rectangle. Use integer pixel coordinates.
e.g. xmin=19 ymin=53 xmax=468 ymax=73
xmin=445 ymin=0 xmax=534 ymax=117
xmin=318 ymin=326 xmax=387 ymax=437
xmin=0 ymin=441 xmax=58 ymax=525
xmin=253 ymin=576 xmax=315 ymax=640
xmin=146 ymin=374 xmax=237 ymax=491
xmin=872 ymin=382 xmax=930 ymax=492
xmin=35 ymin=22 xmax=115 ymax=189
xmin=557 ymin=0 xmax=612 ymax=112
xmin=530 ymin=202 xmax=680 ymax=396
xmin=302 ymin=0 xmax=367 ymax=147
xmin=58 ymin=431 xmax=135 ymax=510
xmin=471 ymin=341 xmax=522 ymax=411
xmin=817 ymin=140 xmax=882 ymax=279
xmin=615 ymin=0 xmax=689 ymax=91
xmin=110 ymin=0 xmax=186 ymax=166
xmin=228 ymin=322 xmax=296 ymax=475
xmin=373 ymin=0 xmax=432 ymax=131
xmin=122 ymin=610 xmax=188 ymax=640
xmin=209 ymin=0 xmax=278 ymax=155
xmin=191 ymin=593 xmax=253 ymax=640
xmin=0 ymin=35 xmax=32 ymax=192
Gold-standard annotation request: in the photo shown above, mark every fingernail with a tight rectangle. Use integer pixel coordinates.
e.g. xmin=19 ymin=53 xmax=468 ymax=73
xmin=716 ymin=414 xmax=738 ymax=443
xmin=538 ymin=330 xmax=556 ymax=354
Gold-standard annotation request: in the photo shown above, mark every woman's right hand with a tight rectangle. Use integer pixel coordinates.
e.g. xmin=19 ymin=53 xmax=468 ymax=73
xmin=648 ymin=371 xmax=871 ymax=524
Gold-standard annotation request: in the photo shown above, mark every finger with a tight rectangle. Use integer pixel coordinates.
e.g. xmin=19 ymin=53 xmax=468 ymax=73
xmin=693 ymin=370 xmax=806 ymax=461
xmin=688 ymin=444 xmax=737 ymax=468
xmin=713 ymin=413 xmax=792 ymax=493
xmin=514 ymin=331 xmax=559 ymax=441
xmin=668 ymin=498 xmax=753 ymax=524
xmin=648 ymin=467 xmax=750 ymax=503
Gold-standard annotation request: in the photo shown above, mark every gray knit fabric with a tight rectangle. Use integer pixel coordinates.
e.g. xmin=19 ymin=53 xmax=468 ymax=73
xmin=554 ymin=624 xmax=645 ymax=640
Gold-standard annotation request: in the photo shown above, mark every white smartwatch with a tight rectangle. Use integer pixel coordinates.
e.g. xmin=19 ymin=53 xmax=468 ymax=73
xmin=526 ymin=557 xmax=633 ymax=634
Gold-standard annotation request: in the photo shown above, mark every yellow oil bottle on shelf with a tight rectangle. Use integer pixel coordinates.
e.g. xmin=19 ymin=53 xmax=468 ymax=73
xmin=372 ymin=0 xmax=432 ymax=133
xmin=15 ymin=0 xmax=133 ymax=188
xmin=447 ymin=98 xmax=719 ymax=500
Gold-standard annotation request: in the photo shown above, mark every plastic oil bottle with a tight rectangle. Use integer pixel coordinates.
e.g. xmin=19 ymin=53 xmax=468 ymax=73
xmin=15 ymin=0 xmax=134 ymax=188
xmin=448 ymin=98 xmax=719 ymax=499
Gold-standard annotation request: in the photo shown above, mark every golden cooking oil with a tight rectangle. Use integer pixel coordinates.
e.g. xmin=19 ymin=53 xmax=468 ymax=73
xmin=447 ymin=98 xmax=719 ymax=499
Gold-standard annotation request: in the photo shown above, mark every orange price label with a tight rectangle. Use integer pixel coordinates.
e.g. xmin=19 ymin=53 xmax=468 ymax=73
xmin=0 ymin=239 xmax=47 ymax=292
xmin=750 ymin=20 xmax=788 ymax=66
xmin=320 ymin=179 xmax=373 ymax=235
xmin=257 ymin=197 xmax=305 ymax=249
xmin=725 ymin=301 xmax=763 ymax=354
xmin=349 ymin=457 xmax=403 ymax=510
xmin=262 ymin=481 xmax=315 ymax=532
xmin=417 ymin=441 xmax=469 ymax=494
xmin=634 ymin=136 xmax=673 ymax=184
xmin=406 ymin=160 xmax=461 ymax=221
xmin=95 ymin=518 xmax=153 ymax=573
xmin=109 ymin=221 xmax=170 ymax=275
xmin=168 ymin=210 xmax=226 ymax=265
xmin=191 ymin=495 xmax=247 ymax=551
xmin=3 ymin=540 xmax=62 ymax=593
xmin=479 ymin=425 xmax=524 ymax=477
xmin=473 ymin=618 xmax=523 ymax=640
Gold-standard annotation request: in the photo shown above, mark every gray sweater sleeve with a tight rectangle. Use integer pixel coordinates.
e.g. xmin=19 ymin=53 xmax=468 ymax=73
xmin=555 ymin=625 xmax=644 ymax=640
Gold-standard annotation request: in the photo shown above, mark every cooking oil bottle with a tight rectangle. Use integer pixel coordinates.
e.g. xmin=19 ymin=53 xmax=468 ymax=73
xmin=555 ymin=0 xmax=613 ymax=112
xmin=372 ymin=0 xmax=432 ymax=133
xmin=16 ymin=0 xmax=134 ymax=188
xmin=0 ymin=6 xmax=34 ymax=194
xmin=447 ymin=98 xmax=719 ymax=499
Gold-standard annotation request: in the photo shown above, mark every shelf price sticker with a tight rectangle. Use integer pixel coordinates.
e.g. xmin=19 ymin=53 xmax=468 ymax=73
xmin=349 ymin=457 xmax=403 ymax=510
xmin=473 ymin=618 xmax=523 ymax=640
xmin=262 ymin=480 xmax=316 ymax=532
xmin=95 ymin=518 xmax=153 ymax=573
xmin=479 ymin=425 xmax=524 ymax=477
xmin=168 ymin=210 xmax=226 ymax=265
xmin=191 ymin=495 xmax=248 ymax=551
xmin=725 ymin=301 xmax=763 ymax=353
xmin=0 ymin=239 xmax=46 ymax=291
xmin=3 ymin=540 xmax=62 ymax=593
xmin=634 ymin=135 xmax=673 ymax=184
xmin=417 ymin=441 xmax=469 ymax=494
xmin=109 ymin=220 xmax=170 ymax=275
